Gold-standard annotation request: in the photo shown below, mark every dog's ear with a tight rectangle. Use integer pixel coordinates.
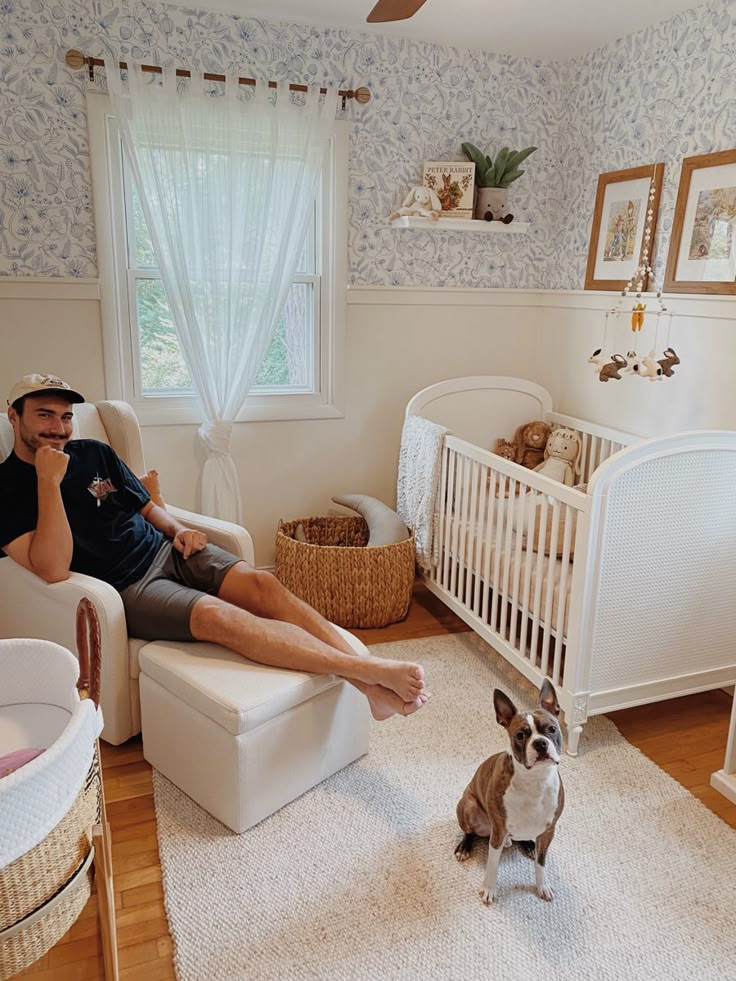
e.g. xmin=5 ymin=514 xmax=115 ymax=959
xmin=539 ymin=678 xmax=560 ymax=717
xmin=493 ymin=689 xmax=518 ymax=728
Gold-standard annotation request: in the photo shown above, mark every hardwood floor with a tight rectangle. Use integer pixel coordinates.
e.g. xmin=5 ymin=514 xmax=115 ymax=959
xmin=19 ymin=582 xmax=735 ymax=980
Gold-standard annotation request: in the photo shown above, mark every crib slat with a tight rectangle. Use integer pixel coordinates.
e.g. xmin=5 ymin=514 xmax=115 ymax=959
xmin=472 ymin=463 xmax=489 ymax=616
xmin=508 ymin=483 xmax=529 ymax=647
xmin=449 ymin=452 xmax=464 ymax=597
xmin=435 ymin=442 xmax=449 ymax=585
xmin=456 ymin=455 xmax=473 ymax=602
xmin=490 ymin=474 xmax=507 ymax=631
xmin=517 ymin=490 xmax=537 ymax=658
xmin=465 ymin=460 xmax=481 ymax=609
xmin=539 ymin=502 xmax=561 ymax=677
xmin=552 ymin=505 xmax=575 ymax=685
xmin=442 ymin=449 xmax=457 ymax=591
xmin=579 ymin=432 xmax=590 ymax=484
xmin=529 ymin=497 xmax=549 ymax=664
xmin=498 ymin=477 xmax=517 ymax=642
xmin=481 ymin=469 xmax=499 ymax=624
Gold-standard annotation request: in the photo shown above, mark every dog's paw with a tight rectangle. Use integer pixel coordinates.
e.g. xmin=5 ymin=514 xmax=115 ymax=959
xmin=454 ymin=834 xmax=475 ymax=862
xmin=537 ymin=885 xmax=554 ymax=902
xmin=479 ymin=888 xmax=496 ymax=906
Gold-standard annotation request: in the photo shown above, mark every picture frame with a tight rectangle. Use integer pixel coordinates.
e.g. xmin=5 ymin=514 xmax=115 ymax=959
xmin=584 ymin=164 xmax=664 ymax=291
xmin=663 ymin=148 xmax=736 ymax=295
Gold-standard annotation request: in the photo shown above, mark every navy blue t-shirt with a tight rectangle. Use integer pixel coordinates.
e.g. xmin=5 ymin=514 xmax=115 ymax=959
xmin=0 ymin=440 xmax=163 ymax=590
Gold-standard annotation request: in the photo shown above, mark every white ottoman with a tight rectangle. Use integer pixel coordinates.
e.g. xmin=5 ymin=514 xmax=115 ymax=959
xmin=138 ymin=630 xmax=371 ymax=833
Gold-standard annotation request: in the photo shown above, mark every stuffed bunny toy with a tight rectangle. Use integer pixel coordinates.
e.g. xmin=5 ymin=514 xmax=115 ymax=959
xmin=390 ymin=185 xmax=442 ymax=221
xmin=534 ymin=427 xmax=581 ymax=486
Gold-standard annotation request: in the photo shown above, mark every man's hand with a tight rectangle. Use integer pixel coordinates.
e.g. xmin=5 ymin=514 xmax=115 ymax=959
xmin=173 ymin=528 xmax=208 ymax=560
xmin=34 ymin=445 xmax=69 ymax=485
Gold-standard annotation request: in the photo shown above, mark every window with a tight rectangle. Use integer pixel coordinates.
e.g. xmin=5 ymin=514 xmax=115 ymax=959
xmin=88 ymin=94 xmax=347 ymax=424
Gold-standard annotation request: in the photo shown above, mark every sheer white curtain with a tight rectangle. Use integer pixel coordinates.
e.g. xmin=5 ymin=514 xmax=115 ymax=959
xmin=106 ymin=63 xmax=337 ymax=522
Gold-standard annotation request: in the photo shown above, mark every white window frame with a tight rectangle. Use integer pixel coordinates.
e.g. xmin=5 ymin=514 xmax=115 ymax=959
xmin=87 ymin=93 xmax=347 ymax=425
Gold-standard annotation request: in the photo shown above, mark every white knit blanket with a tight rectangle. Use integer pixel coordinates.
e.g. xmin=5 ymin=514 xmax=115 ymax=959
xmin=397 ymin=414 xmax=448 ymax=571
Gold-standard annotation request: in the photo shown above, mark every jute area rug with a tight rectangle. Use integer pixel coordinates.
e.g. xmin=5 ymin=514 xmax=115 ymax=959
xmin=152 ymin=633 xmax=736 ymax=981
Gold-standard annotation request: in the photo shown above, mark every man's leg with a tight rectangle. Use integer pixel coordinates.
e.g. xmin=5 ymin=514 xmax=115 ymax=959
xmin=217 ymin=563 xmax=369 ymax=655
xmin=190 ymin=593 xmax=425 ymax=706
xmin=215 ymin=563 xmax=428 ymax=720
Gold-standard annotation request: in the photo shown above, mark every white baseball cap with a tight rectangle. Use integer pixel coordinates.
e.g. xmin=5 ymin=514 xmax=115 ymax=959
xmin=7 ymin=373 xmax=85 ymax=409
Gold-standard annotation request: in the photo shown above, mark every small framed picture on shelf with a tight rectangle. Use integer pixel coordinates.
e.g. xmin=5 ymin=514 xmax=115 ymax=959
xmin=663 ymin=148 xmax=736 ymax=295
xmin=422 ymin=161 xmax=475 ymax=219
xmin=584 ymin=164 xmax=664 ymax=291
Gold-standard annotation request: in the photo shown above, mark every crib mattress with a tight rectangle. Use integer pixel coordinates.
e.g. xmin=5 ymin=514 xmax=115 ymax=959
xmin=438 ymin=515 xmax=572 ymax=635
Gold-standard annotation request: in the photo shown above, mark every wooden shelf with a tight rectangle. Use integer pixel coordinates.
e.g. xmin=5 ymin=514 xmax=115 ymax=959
xmin=390 ymin=216 xmax=530 ymax=233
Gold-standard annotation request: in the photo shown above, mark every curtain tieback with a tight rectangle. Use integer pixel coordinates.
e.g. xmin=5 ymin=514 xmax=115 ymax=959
xmin=199 ymin=419 xmax=234 ymax=456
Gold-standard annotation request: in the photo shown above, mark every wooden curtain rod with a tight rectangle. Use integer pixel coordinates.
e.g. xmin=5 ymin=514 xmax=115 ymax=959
xmin=65 ymin=50 xmax=371 ymax=106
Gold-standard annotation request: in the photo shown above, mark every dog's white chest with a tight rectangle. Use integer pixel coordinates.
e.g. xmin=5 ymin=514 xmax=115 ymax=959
xmin=503 ymin=770 xmax=560 ymax=840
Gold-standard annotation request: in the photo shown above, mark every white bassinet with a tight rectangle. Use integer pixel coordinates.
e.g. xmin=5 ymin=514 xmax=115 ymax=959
xmin=0 ymin=634 xmax=104 ymax=976
xmin=406 ymin=376 xmax=736 ymax=754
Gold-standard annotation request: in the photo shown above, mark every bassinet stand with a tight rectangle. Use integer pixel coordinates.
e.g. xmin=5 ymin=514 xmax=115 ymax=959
xmin=77 ymin=598 xmax=119 ymax=981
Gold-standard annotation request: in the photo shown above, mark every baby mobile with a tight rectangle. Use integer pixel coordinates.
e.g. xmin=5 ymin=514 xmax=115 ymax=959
xmin=588 ymin=164 xmax=681 ymax=383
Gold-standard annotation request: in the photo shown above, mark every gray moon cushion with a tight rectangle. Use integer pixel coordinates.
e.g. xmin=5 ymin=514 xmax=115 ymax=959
xmin=331 ymin=494 xmax=410 ymax=546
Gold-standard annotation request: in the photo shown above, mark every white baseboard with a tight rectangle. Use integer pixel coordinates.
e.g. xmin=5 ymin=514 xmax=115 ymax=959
xmin=710 ymin=770 xmax=736 ymax=806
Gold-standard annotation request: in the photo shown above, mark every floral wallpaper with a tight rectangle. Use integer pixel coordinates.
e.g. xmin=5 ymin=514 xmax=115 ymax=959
xmin=554 ymin=0 xmax=736 ymax=290
xmin=0 ymin=0 xmax=734 ymax=289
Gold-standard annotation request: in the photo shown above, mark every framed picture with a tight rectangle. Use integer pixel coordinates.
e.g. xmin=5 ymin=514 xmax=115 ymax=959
xmin=663 ymin=149 xmax=736 ymax=294
xmin=584 ymin=164 xmax=664 ymax=291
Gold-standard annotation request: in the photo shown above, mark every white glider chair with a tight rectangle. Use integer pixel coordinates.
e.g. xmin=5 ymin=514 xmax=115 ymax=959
xmin=0 ymin=401 xmax=253 ymax=746
xmin=0 ymin=401 xmax=370 ymax=832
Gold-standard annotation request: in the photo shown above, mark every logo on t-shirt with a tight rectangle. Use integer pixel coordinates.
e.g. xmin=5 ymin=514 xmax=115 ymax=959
xmin=88 ymin=474 xmax=117 ymax=506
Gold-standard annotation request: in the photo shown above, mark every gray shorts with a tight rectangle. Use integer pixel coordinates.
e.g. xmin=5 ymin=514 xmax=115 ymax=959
xmin=120 ymin=540 xmax=242 ymax=642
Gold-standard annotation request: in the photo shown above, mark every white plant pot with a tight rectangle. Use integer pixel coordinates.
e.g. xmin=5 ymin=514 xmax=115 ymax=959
xmin=474 ymin=187 xmax=509 ymax=221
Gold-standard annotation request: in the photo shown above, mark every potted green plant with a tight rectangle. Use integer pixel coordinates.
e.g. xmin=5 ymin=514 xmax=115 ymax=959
xmin=461 ymin=143 xmax=537 ymax=222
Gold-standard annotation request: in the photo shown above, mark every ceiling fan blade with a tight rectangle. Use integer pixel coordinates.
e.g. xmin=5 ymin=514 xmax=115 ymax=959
xmin=367 ymin=0 xmax=429 ymax=24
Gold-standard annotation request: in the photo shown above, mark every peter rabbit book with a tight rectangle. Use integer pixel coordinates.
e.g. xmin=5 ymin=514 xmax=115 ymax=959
xmin=422 ymin=161 xmax=475 ymax=218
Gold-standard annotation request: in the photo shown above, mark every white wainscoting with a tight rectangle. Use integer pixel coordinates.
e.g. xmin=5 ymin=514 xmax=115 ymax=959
xmin=2 ymin=284 xmax=734 ymax=562
xmin=0 ymin=277 xmax=101 ymax=301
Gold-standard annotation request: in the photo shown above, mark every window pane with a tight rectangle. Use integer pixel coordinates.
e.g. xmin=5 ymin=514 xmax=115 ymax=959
xmin=130 ymin=180 xmax=156 ymax=269
xmin=295 ymin=200 xmax=316 ymax=274
xmin=136 ymin=279 xmax=193 ymax=394
xmin=136 ymin=278 xmax=314 ymax=395
xmin=256 ymin=283 xmax=314 ymax=388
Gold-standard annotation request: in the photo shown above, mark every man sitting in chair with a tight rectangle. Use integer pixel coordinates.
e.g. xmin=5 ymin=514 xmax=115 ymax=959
xmin=0 ymin=374 xmax=427 ymax=721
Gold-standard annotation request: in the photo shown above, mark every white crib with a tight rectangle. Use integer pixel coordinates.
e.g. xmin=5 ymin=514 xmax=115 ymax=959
xmin=407 ymin=376 xmax=736 ymax=754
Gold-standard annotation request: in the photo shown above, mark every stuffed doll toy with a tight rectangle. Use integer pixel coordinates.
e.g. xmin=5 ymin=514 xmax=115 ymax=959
xmin=533 ymin=427 xmax=582 ymax=486
xmin=512 ymin=420 xmax=551 ymax=470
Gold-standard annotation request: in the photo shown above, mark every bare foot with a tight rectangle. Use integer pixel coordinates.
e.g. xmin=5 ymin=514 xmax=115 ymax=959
xmin=365 ymin=685 xmax=428 ymax=721
xmin=367 ymin=660 xmax=424 ymax=701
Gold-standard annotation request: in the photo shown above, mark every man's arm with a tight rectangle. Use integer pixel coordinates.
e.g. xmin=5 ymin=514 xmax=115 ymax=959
xmin=3 ymin=447 xmax=73 ymax=583
xmin=140 ymin=501 xmax=207 ymax=560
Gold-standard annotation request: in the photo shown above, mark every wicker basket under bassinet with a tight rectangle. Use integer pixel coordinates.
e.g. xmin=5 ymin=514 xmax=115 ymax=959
xmin=0 ymin=600 xmax=104 ymax=978
xmin=275 ymin=516 xmax=415 ymax=628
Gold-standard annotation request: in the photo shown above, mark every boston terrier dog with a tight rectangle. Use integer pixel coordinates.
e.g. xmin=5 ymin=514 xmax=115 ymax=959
xmin=455 ymin=679 xmax=564 ymax=905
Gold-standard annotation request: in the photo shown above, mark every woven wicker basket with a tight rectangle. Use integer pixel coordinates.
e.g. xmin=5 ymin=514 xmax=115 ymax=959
xmin=275 ymin=516 xmax=415 ymax=629
xmin=0 ymin=599 xmax=102 ymax=977
xmin=0 ymin=762 xmax=99 ymax=976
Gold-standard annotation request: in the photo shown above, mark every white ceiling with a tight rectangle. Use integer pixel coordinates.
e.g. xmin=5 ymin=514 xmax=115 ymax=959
xmin=174 ymin=0 xmax=705 ymax=60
